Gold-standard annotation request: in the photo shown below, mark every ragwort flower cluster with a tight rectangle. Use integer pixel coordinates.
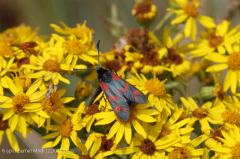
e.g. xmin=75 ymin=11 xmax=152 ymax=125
xmin=1 ymin=0 xmax=240 ymax=159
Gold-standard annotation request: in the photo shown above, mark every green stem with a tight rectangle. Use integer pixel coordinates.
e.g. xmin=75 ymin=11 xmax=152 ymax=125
xmin=152 ymin=11 xmax=174 ymax=33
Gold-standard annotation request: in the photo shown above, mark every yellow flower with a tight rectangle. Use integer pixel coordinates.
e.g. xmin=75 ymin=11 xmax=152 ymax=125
xmin=41 ymin=102 xmax=84 ymax=156
xmin=0 ymin=76 xmax=49 ymax=138
xmin=53 ymin=34 xmax=98 ymax=66
xmin=188 ymin=20 xmax=240 ymax=58
xmin=128 ymin=73 xmax=175 ymax=115
xmin=0 ymin=114 xmax=19 ymax=152
xmin=1 ymin=23 xmax=40 ymax=45
xmin=75 ymin=81 xmax=93 ymax=98
xmin=210 ymin=125 xmax=240 ymax=158
xmin=132 ymin=1 xmax=157 ymax=22
xmin=159 ymin=30 xmax=191 ymax=77
xmin=39 ymin=88 xmax=74 ymax=133
xmin=0 ymin=40 xmax=14 ymax=75
xmin=94 ymin=99 xmax=158 ymax=144
xmin=166 ymin=134 xmax=209 ymax=159
xmin=211 ymin=72 xmax=231 ymax=106
xmin=167 ymin=0 xmax=215 ymax=40
xmin=114 ymin=123 xmax=181 ymax=158
xmin=204 ymin=128 xmax=225 ymax=150
xmin=50 ymin=21 xmax=94 ymax=41
xmin=180 ymin=97 xmax=223 ymax=135
xmin=85 ymin=133 xmax=118 ymax=159
xmin=156 ymin=108 xmax=193 ymax=144
xmin=205 ymin=45 xmax=240 ymax=94
xmin=77 ymin=102 xmax=106 ymax=133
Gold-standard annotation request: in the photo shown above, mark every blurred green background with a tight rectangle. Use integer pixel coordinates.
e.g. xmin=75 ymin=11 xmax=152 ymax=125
xmin=0 ymin=0 xmax=236 ymax=158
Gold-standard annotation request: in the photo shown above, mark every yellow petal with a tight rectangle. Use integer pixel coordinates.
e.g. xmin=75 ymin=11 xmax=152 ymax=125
xmin=171 ymin=14 xmax=188 ymax=25
xmin=107 ymin=121 xmax=120 ymax=139
xmin=90 ymin=138 xmax=101 ymax=157
xmin=197 ymin=15 xmax=215 ymax=28
xmin=94 ymin=115 xmax=116 ymax=125
xmin=125 ymin=123 xmax=132 ymax=144
xmin=184 ymin=17 xmax=193 ymax=37
xmin=132 ymin=119 xmax=146 ymax=138
xmin=60 ymin=138 xmax=70 ymax=150
xmin=115 ymin=123 xmax=124 ymax=144
xmin=10 ymin=114 xmax=18 ymax=132
xmin=58 ymin=73 xmax=70 ymax=84
xmin=42 ymin=131 xmax=60 ymax=139
xmin=6 ymin=129 xmax=19 ymax=152
xmin=19 ymin=115 xmax=27 ymax=138
xmin=205 ymin=53 xmax=228 ymax=63
xmin=28 ymin=70 xmax=46 ymax=78
xmin=26 ymin=78 xmax=43 ymax=95
xmin=114 ymin=147 xmax=139 ymax=155
xmin=29 ymin=89 xmax=47 ymax=101
xmin=3 ymin=109 xmax=14 ymax=121
xmin=206 ymin=64 xmax=228 ymax=72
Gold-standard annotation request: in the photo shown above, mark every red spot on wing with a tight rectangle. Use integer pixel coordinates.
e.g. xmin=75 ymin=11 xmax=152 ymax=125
xmin=113 ymin=95 xmax=119 ymax=101
xmin=134 ymin=97 xmax=139 ymax=101
xmin=122 ymin=108 xmax=127 ymax=112
xmin=133 ymin=90 xmax=139 ymax=95
xmin=115 ymin=106 xmax=121 ymax=112
xmin=117 ymin=89 xmax=122 ymax=94
xmin=125 ymin=83 xmax=129 ymax=86
xmin=108 ymin=97 xmax=113 ymax=101
xmin=100 ymin=83 xmax=109 ymax=91
xmin=111 ymin=74 xmax=120 ymax=81
xmin=124 ymin=86 xmax=128 ymax=91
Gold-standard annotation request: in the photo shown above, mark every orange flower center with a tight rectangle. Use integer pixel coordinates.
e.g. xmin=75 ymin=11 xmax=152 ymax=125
xmin=59 ymin=119 xmax=73 ymax=138
xmin=85 ymin=104 xmax=100 ymax=115
xmin=228 ymin=52 xmax=240 ymax=71
xmin=42 ymin=92 xmax=62 ymax=115
xmin=168 ymin=147 xmax=191 ymax=159
xmin=232 ymin=142 xmax=240 ymax=159
xmin=64 ymin=38 xmax=88 ymax=55
xmin=132 ymin=1 xmax=156 ymax=21
xmin=0 ymin=114 xmax=9 ymax=131
xmin=43 ymin=59 xmax=60 ymax=72
xmin=222 ymin=110 xmax=240 ymax=126
xmin=183 ymin=3 xmax=199 ymax=17
xmin=162 ymin=48 xmax=183 ymax=65
xmin=157 ymin=124 xmax=170 ymax=139
xmin=144 ymin=78 xmax=167 ymax=97
xmin=12 ymin=93 xmax=30 ymax=115
xmin=209 ymin=32 xmax=223 ymax=48
xmin=212 ymin=129 xmax=224 ymax=144
xmin=139 ymin=139 xmax=156 ymax=156
xmin=79 ymin=155 xmax=94 ymax=159
xmin=98 ymin=136 xmax=114 ymax=152
xmin=192 ymin=108 xmax=208 ymax=119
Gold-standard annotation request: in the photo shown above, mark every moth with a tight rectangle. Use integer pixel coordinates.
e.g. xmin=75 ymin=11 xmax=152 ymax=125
xmin=75 ymin=41 xmax=148 ymax=121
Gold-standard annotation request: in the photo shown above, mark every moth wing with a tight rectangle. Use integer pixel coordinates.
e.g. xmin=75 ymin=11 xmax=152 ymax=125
xmin=100 ymin=81 xmax=130 ymax=122
xmin=111 ymin=73 xmax=148 ymax=104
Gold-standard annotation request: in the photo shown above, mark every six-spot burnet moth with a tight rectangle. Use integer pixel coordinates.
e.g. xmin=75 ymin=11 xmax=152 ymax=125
xmin=74 ymin=40 xmax=148 ymax=122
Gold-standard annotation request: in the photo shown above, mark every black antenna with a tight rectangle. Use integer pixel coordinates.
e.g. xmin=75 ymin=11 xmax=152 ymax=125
xmin=97 ymin=40 xmax=100 ymax=68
